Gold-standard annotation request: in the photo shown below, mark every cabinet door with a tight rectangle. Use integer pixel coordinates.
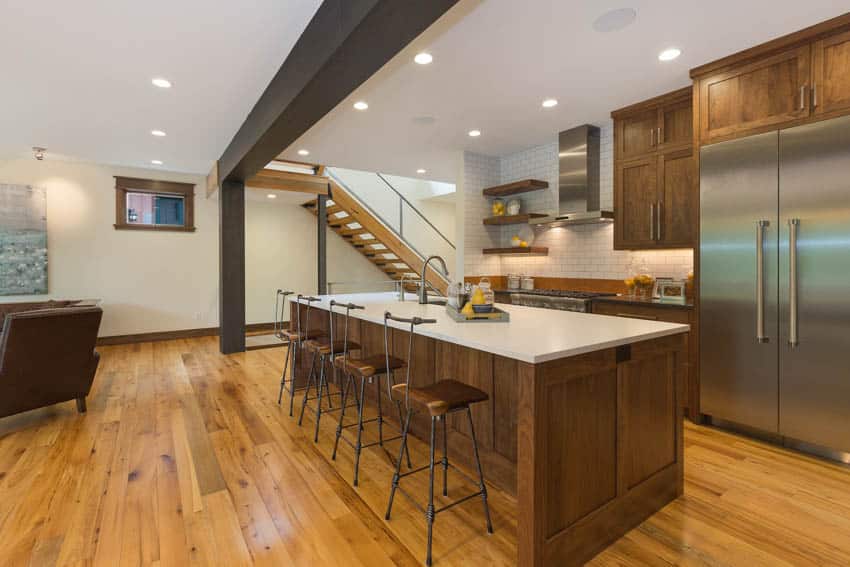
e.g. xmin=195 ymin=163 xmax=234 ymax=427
xmin=658 ymin=148 xmax=697 ymax=247
xmin=699 ymin=45 xmax=811 ymax=143
xmin=618 ymin=109 xmax=658 ymax=160
xmin=615 ymin=157 xmax=658 ymax=249
xmin=658 ymin=98 xmax=693 ymax=151
xmin=812 ymin=29 xmax=850 ymax=117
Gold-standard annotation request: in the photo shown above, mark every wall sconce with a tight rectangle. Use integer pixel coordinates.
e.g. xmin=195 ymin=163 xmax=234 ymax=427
xmin=32 ymin=147 xmax=46 ymax=160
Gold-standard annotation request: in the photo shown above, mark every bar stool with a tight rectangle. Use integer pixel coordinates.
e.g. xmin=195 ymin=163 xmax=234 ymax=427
xmin=298 ymin=300 xmax=362 ymax=443
xmin=331 ymin=303 xmax=412 ymax=486
xmin=383 ymin=312 xmax=493 ymax=566
xmin=277 ymin=294 xmax=324 ymax=416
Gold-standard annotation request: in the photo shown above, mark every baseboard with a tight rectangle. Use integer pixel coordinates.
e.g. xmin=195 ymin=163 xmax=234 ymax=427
xmin=97 ymin=327 xmax=219 ymax=345
xmin=97 ymin=321 xmax=283 ymax=346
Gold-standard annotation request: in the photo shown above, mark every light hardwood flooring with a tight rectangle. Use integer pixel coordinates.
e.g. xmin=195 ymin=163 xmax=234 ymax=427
xmin=1 ymin=337 xmax=849 ymax=566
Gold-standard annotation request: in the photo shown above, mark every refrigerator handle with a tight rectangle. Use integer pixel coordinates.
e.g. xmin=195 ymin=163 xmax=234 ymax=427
xmin=756 ymin=220 xmax=769 ymax=343
xmin=789 ymin=218 xmax=800 ymax=347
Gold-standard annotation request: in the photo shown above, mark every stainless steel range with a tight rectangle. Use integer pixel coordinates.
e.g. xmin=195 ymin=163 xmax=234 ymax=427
xmin=510 ymin=290 xmax=615 ymax=313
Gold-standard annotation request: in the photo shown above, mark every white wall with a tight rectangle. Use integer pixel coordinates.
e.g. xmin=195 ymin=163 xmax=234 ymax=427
xmin=0 ymin=158 xmax=218 ymax=336
xmin=460 ymin=121 xmax=694 ymax=281
xmin=245 ymin=193 xmax=391 ymax=324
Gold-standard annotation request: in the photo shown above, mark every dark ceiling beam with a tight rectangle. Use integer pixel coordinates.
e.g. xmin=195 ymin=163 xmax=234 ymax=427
xmin=217 ymin=0 xmax=460 ymax=183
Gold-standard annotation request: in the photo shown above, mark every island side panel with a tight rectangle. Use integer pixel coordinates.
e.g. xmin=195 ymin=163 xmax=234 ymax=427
xmin=518 ymin=333 xmax=686 ymax=567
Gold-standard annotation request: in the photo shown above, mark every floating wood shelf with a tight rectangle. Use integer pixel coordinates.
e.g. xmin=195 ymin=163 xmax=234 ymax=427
xmin=482 ymin=179 xmax=548 ymax=197
xmin=482 ymin=247 xmax=549 ymax=255
xmin=483 ymin=213 xmax=548 ymax=226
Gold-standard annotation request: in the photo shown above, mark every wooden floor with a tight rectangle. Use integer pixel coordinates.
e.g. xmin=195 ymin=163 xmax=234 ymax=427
xmin=1 ymin=337 xmax=849 ymax=566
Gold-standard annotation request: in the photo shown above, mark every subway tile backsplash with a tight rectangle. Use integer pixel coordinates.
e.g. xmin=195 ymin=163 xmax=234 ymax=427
xmin=461 ymin=120 xmax=694 ymax=281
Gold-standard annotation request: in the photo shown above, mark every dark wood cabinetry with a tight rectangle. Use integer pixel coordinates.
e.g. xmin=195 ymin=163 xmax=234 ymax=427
xmin=592 ymin=300 xmax=699 ymax=421
xmin=812 ymin=29 xmax=850 ymax=117
xmin=692 ymin=15 xmax=850 ymax=145
xmin=612 ymin=87 xmax=696 ymax=250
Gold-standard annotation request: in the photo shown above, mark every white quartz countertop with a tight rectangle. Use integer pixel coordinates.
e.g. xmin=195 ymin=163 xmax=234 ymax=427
xmin=291 ymin=292 xmax=688 ymax=364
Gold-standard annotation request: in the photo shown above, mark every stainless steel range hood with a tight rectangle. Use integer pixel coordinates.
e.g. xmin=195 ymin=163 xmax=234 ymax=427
xmin=531 ymin=124 xmax=614 ymax=226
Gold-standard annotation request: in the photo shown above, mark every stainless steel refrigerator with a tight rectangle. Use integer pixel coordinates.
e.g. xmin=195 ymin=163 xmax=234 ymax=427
xmin=700 ymin=114 xmax=850 ymax=457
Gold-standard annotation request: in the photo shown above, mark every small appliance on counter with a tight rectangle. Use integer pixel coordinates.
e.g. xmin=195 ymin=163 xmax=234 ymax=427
xmin=521 ymin=276 xmax=535 ymax=290
xmin=507 ymin=274 xmax=521 ymax=290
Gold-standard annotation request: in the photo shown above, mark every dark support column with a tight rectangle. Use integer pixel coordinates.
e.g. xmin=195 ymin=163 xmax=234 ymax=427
xmin=219 ymin=179 xmax=246 ymax=354
xmin=317 ymin=193 xmax=327 ymax=295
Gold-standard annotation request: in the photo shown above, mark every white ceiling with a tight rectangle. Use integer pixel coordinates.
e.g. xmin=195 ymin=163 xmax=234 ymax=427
xmin=0 ymin=0 xmax=322 ymax=173
xmin=280 ymin=0 xmax=849 ymax=183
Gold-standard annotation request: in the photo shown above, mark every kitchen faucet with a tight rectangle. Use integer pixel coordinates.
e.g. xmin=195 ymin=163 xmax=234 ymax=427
xmin=419 ymin=255 xmax=449 ymax=304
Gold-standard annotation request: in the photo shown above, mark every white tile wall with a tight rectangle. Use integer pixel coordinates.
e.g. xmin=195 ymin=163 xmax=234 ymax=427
xmin=461 ymin=151 xmax=502 ymax=277
xmin=462 ymin=121 xmax=694 ymax=282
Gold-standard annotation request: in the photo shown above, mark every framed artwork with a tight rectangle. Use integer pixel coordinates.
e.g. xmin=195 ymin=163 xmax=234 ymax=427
xmin=0 ymin=184 xmax=47 ymax=295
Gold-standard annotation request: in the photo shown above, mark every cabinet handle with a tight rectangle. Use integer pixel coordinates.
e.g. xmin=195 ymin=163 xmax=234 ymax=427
xmin=649 ymin=203 xmax=655 ymax=240
xmin=799 ymin=85 xmax=807 ymax=110
xmin=657 ymin=127 xmax=662 ymax=145
xmin=616 ymin=312 xmax=659 ymax=321
xmin=812 ymin=83 xmax=818 ymax=108
xmin=656 ymin=201 xmax=663 ymax=241
xmin=650 ymin=128 xmax=655 ymax=147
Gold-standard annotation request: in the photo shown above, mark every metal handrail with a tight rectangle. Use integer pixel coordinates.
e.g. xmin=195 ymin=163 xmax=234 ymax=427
xmin=326 ymin=169 xmax=454 ymax=281
xmin=376 ymin=173 xmax=455 ymax=249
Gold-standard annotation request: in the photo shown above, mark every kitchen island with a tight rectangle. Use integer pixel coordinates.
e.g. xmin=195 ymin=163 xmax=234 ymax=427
xmin=291 ymin=292 xmax=689 ymax=566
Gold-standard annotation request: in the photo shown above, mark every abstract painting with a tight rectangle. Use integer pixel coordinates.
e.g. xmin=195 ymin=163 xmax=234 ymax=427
xmin=0 ymin=184 xmax=47 ymax=295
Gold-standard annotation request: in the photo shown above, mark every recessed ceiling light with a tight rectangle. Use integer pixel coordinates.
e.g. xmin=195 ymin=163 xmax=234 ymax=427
xmin=468 ymin=129 xmax=481 ymax=137
xmin=592 ymin=8 xmax=637 ymax=33
xmin=417 ymin=168 xmax=426 ymax=174
xmin=414 ymin=52 xmax=433 ymax=65
xmin=298 ymin=149 xmax=310 ymax=156
xmin=151 ymin=160 xmax=163 ymax=165
xmin=151 ymin=130 xmax=166 ymax=137
xmin=542 ymin=98 xmax=558 ymax=108
xmin=267 ymin=194 xmax=277 ymax=199
xmin=151 ymin=77 xmax=172 ymax=89
xmin=353 ymin=101 xmax=369 ymax=111
xmin=658 ymin=48 xmax=682 ymax=62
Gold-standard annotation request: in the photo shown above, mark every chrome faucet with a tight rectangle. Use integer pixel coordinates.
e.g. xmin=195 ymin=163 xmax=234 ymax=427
xmin=419 ymin=255 xmax=449 ymax=304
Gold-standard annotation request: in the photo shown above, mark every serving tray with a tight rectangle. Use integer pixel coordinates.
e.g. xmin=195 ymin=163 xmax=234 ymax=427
xmin=445 ymin=304 xmax=510 ymax=323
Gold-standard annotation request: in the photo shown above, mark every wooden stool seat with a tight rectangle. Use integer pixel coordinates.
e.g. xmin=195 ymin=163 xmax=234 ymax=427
xmin=392 ymin=380 xmax=488 ymax=417
xmin=304 ymin=338 xmax=360 ymax=356
xmin=334 ymin=354 xmax=405 ymax=377
xmin=280 ymin=328 xmax=323 ymax=341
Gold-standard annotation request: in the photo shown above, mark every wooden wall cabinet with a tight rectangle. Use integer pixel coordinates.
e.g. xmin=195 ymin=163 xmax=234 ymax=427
xmin=692 ymin=17 xmax=850 ymax=145
xmin=612 ymin=87 xmax=696 ymax=250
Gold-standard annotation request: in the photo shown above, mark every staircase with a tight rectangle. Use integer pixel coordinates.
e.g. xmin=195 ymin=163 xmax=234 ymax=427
xmin=302 ymin=177 xmax=449 ymax=294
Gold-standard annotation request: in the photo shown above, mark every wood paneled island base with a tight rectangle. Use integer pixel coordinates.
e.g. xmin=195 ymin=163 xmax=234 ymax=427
xmin=293 ymin=294 xmax=687 ymax=566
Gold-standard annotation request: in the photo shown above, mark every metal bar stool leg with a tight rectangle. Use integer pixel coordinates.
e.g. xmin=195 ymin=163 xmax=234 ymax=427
xmin=313 ymin=355 xmax=327 ymax=443
xmin=467 ymin=406 xmax=493 ymax=534
xmin=442 ymin=416 xmax=449 ymax=497
xmin=277 ymin=339 xmax=292 ymax=405
xmin=353 ymin=375 xmax=368 ymax=486
xmin=426 ymin=416 xmax=437 ymax=567
xmin=298 ymin=350 xmax=319 ymax=426
xmin=376 ymin=379 xmax=384 ymax=446
xmin=288 ymin=341 xmax=299 ymax=416
xmin=332 ymin=371 xmax=356 ymax=461
xmin=386 ymin=408 xmax=413 ymax=520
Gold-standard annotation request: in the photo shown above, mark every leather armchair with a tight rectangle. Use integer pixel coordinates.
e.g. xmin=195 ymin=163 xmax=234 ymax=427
xmin=0 ymin=306 xmax=102 ymax=418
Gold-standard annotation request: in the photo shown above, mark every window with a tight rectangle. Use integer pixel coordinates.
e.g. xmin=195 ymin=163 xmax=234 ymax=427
xmin=114 ymin=176 xmax=195 ymax=232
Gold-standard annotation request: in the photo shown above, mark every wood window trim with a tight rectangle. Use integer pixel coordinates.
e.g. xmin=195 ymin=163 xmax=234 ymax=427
xmin=114 ymin=176 xmax=196 ymax=232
